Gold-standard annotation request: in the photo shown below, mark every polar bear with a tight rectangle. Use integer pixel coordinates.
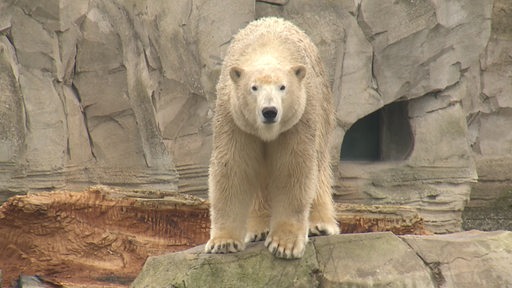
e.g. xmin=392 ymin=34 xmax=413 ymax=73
xmin=205 ymin=17 xmax=339 ymax=259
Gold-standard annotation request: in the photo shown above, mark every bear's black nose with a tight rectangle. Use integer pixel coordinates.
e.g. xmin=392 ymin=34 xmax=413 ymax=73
xmin=262 ymin=106 xmax=278 ymax=123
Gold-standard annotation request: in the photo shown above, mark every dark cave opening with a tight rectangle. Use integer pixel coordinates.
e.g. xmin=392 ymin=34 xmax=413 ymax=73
xmin=340 ymin=101 xmax=414 ymax=162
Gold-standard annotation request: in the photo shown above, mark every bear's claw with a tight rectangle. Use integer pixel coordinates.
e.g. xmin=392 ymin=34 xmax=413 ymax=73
xmin=205 ymin=238 xmax=244 ymax=254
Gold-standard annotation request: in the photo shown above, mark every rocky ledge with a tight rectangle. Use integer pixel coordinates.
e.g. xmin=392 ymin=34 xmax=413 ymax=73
xmin=132 ymin=230 xmax=512 ymax=288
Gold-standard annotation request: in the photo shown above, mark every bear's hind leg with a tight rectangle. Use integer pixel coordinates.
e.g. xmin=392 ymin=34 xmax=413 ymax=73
xmin=309 ymin=149 xmax=339 ymax=236
xmin=309 ymin=192 xmax=339 ymax=236
xmin=245 ymin=189 xmax=270 ymax=242
xmin=264 ymin=129 xmax=315 ymax=259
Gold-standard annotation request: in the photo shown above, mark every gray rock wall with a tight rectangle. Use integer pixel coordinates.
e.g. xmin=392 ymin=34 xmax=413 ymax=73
xmin=462 ymin=0 xmax=512 ymax=231
xmin=0 ymin=0 xmax=510 ymax=232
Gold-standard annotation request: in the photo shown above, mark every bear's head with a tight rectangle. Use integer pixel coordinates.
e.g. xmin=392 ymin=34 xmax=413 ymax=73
xmin=228 ymin=62 xmax=307 ymax=142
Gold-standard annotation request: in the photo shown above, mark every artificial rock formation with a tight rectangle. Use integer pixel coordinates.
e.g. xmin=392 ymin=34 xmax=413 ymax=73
xmin=0 ymin=0 xmax=511 ymax=233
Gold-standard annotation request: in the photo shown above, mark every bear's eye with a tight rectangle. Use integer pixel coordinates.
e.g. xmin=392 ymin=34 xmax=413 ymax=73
xmin=251 ymin=85 xmax=258 ymax=92
xmin=279 ymin=85 xmax=286 ymax=91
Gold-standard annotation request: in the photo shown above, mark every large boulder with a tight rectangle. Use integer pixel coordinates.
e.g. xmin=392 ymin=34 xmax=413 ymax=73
xmin=131 ymin=231 xmax=512 ymax=288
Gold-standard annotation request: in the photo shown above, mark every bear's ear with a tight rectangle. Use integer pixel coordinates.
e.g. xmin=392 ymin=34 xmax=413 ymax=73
xmin=229 ymin=66 xmax=244 ymax=83
xmin=291 ymin=65 xmax=306 ymax=81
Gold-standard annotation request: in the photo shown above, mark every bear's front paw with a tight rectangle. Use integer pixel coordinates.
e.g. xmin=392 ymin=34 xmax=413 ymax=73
xmin=205 ymin=237 xmax=244 ymax=254
xmin=264 ymin=227 xmax=308 ymax=259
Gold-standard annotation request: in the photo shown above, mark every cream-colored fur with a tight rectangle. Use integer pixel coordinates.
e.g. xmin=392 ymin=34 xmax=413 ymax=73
xmin=205 ymin=17 xmax=339 ymax=259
